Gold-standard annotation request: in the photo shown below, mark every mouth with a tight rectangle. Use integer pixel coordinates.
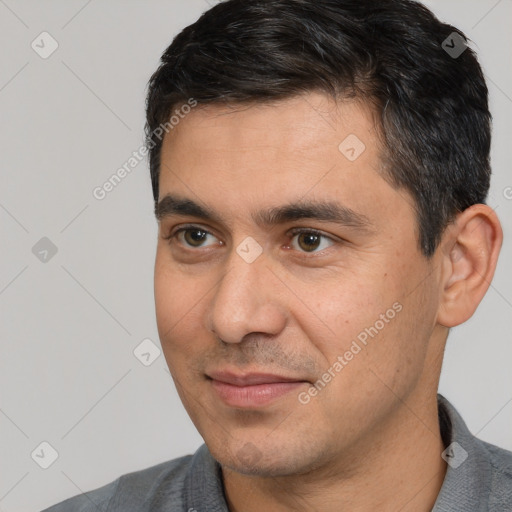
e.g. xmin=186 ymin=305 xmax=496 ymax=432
xmin=206 ymin=370 xmax=309 ymax=408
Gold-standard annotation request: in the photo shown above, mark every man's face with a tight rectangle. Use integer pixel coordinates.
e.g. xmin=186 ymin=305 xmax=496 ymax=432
xmin=154 ymin=93 xmax=444 ymax=476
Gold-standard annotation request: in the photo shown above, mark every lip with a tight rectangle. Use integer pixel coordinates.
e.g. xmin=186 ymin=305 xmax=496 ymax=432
xmin=207 ymin=371 xmax=308 ymax=408
xmin=208 ymin=371 xmax=305 ymax=386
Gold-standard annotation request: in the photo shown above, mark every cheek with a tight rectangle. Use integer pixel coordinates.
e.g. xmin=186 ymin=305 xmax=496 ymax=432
xmin=154 ymin=255 xmax=201 ymax=352
xmin=154 ymin=258 xmax=176 ymax=336
xmin=300 ymin=262 xmax=427 ymax=379
xmin=300 ymin=275 xmax=390 ymax=357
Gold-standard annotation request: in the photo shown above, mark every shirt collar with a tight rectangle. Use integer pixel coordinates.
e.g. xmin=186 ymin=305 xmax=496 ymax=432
xmin=433 ymin=394 xmax=492 ymax=511
xmin=184 ymin=442 xmax=229 ymax=512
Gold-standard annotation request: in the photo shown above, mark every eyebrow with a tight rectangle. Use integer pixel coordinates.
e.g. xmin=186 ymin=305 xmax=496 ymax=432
xmin=155 ymin=194 xmax=373 ymax=232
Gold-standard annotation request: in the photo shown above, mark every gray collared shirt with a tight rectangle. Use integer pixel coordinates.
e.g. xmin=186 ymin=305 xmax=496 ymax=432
xmin=42 ymin=395 xmax=512 ymax=511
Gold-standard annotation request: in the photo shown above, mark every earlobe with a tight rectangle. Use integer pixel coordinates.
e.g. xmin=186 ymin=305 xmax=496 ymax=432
xmin=437 ymin=204 xmax=503 ymax=328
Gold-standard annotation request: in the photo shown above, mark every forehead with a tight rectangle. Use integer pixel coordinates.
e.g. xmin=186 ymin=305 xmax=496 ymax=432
xmin=161 ymin=93 xmax=379 ymax=163
xmin=157 ymin=92 xmax=413 ymax=233
xmin=160 ymin=93 xmax=380 ymax=186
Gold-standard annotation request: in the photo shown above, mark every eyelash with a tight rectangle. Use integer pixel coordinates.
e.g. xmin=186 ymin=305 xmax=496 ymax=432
xmin=163 ymin=225 xmax=337 ymax=256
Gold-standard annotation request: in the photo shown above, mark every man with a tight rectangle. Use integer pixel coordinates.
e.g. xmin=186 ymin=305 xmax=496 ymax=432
xmin=44 ymin=0 xmax=511 ymax=510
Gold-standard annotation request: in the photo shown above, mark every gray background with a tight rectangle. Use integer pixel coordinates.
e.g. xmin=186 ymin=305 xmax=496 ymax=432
xmin=0 ymin=1 xmax=510 ymax=510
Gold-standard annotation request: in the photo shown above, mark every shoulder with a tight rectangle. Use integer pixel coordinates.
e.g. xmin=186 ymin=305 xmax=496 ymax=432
xmin=479 ymin=439 xmax=512 ymax=509
xmin=41 ymin=453 xmax=194 ymax=512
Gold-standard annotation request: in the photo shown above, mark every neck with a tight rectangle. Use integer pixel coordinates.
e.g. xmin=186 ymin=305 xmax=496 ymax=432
xmin=222 ymin=393 xmax=447 ymax=512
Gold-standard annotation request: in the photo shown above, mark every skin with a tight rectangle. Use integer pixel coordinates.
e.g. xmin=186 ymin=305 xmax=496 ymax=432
xmin=153 ymin=92 xmax=502 ymax=511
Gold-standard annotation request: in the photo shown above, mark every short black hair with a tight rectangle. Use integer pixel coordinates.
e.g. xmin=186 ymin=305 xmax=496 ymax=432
xmin=145 ymin=0 xmax=491 ymax=257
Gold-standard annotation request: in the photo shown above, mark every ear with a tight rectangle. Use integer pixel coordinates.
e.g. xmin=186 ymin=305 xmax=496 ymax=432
xmin=437 ymin=204 xmax=503 ymax=328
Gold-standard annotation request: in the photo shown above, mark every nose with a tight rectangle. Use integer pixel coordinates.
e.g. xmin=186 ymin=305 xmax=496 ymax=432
xmin=207 ymin=245 xmax=287 ymax=344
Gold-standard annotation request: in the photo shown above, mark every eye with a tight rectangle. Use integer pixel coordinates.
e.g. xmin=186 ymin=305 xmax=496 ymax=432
xmin=289 ymin=229 xmax=335 ymax=253
xmin=166 ymin=226 xmax=220 ymax=248
xmin=164 ymin=225 xmax=336 ymax=254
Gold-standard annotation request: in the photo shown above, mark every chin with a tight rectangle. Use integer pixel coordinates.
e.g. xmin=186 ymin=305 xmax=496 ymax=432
xmin=209 ymin=438 xmax=324 ymax=478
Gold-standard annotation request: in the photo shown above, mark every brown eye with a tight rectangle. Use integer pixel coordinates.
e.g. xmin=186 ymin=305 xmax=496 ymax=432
xmin=297 ymin=232 xmax=321 ymax=252
xmin=167 ymin=227 xmax=219 ymax=248
xmin=290 ymin=229 xmax=335 ymax=254
xmin=183 ymin=228 xmax=208 ymax=247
